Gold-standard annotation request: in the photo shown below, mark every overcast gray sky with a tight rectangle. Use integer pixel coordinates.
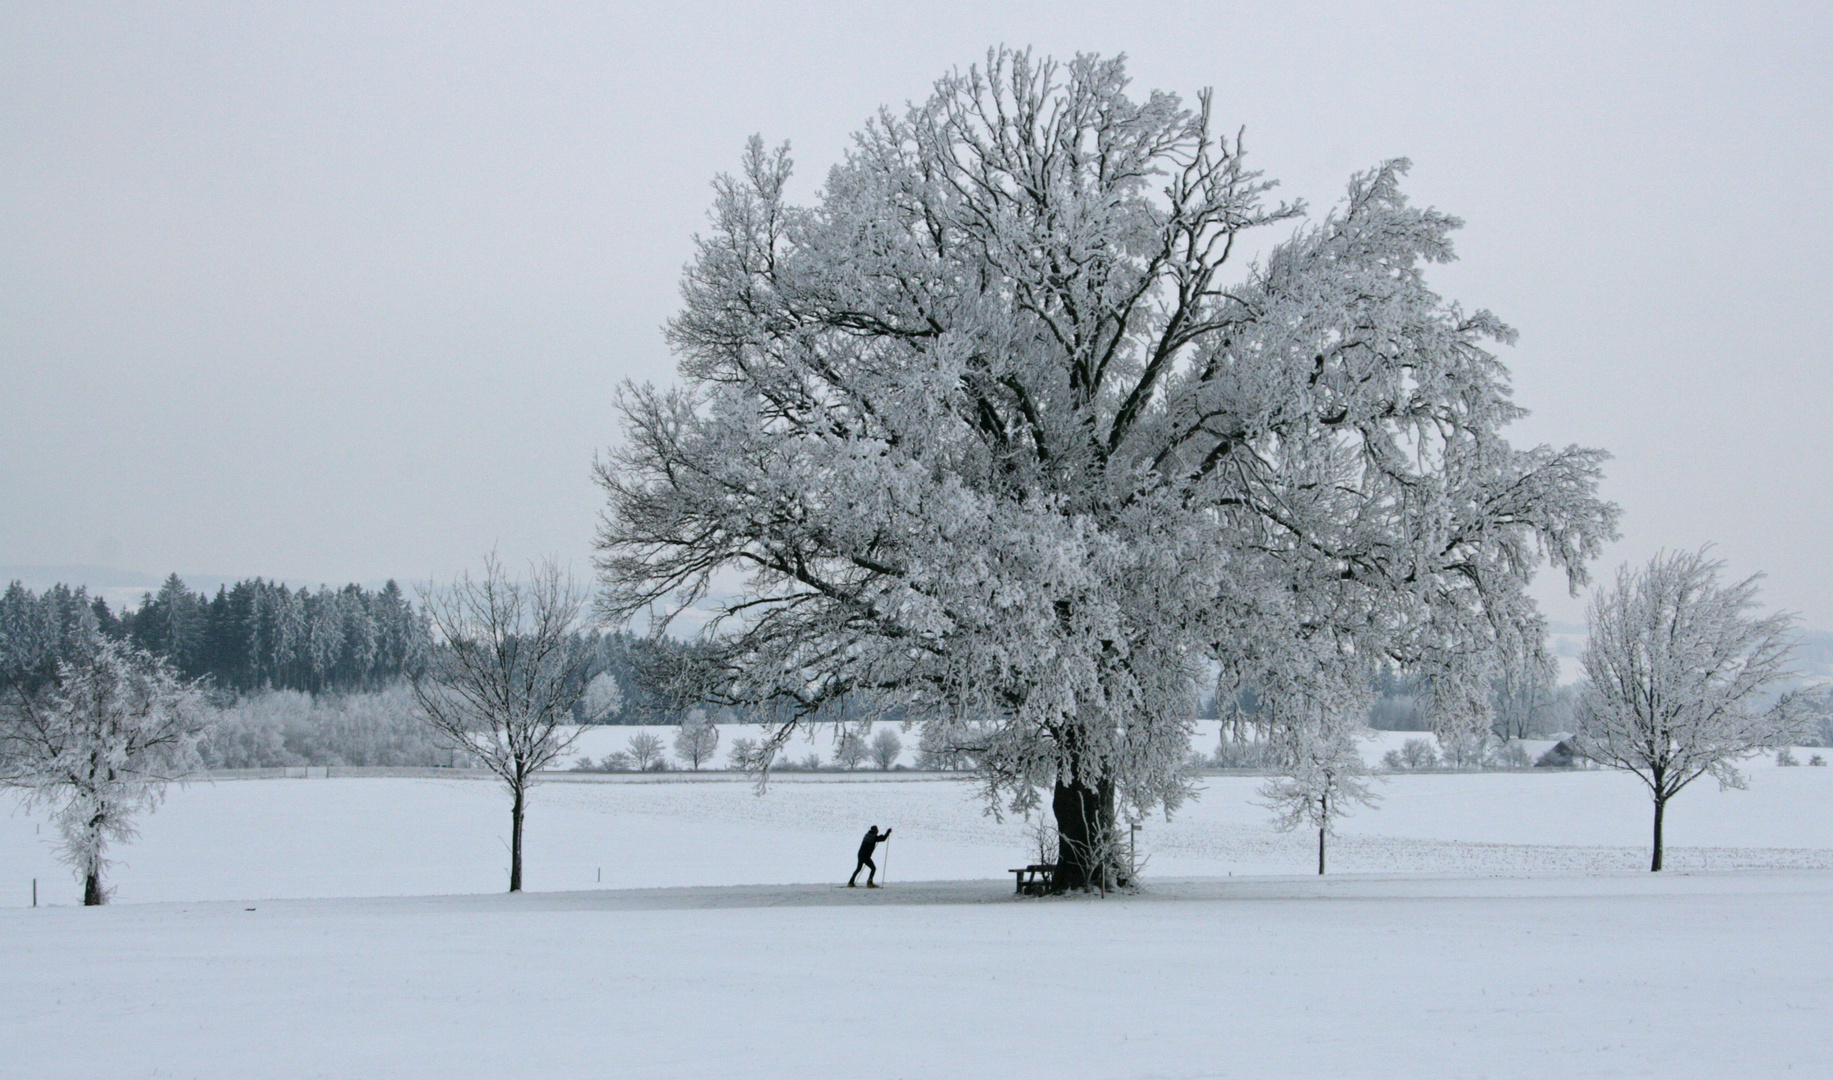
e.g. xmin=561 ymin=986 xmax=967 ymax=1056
xmin=3 ymin=1 xmax=1828 ymax=628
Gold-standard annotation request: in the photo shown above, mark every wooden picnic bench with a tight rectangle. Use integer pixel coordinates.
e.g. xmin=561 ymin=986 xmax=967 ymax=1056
xmin=1009 ymin=863 xmax=1057 ymax=895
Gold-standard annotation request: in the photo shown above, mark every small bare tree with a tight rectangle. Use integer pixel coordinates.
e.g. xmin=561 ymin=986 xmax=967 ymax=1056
xmin=727 ymin=735 xmax=762 ymax=770
xmin=833 ymin=730 xmax=868 ymax=770
xmin=1258 ymin=710 xmax=1378 ymax=874
xmin=1578 ymin=549 xmax=1802 ymax=871
xmin=869 ymin=728 xmax=902 ymax=771
xmin=626 ymin=731 xmax=665 ymax=771
xmin=412 ymin=554 xmax=591 ymax=892
xmin=673 ymin=709 xmax=719 ymax=769
xmin=0 ymin=637 xmax=205 ymax=904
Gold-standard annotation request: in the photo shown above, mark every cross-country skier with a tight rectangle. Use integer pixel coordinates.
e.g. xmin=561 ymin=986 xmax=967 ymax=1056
xmin=848 ymin=825 xmax=892 ymax=887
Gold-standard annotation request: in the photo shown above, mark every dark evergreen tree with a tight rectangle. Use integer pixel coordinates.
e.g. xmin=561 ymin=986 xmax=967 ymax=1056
xmin=91 ymin=596 xmax=120 ymax=640
xmin=0 ymin=582 xmax=99 ymax=695
xmin=3 ymin=578 xmax=430 ymax=696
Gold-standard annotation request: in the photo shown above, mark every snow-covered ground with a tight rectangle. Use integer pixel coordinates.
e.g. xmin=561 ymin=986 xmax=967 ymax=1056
xmin=4 ymin=868 xmax=1830 ymax=1078
xmin=4 ymin=769 xmax=1830 ymax=1077
xmin=5 ymin=767 xmax=1831 ymax=906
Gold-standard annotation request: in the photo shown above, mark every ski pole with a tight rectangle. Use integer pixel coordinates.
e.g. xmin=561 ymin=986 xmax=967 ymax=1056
xmin=882 ymin=835 xmax=890 ymax=886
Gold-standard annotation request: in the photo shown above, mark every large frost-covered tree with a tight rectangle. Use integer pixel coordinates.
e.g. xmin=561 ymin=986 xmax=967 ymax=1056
xmin=1577 ymin=549 xmax=1801 ymax=871
xmin=595 ymin=49 xmax=1618 ymax=890
xmin=0 ymin=636 xmax=205 ymax=904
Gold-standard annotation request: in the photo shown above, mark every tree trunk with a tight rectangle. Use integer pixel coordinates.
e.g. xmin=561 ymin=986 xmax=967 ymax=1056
xmin=1650 ymin=794 xmax=1665 ymax=872
xmin=83 ymin=806 xmax=107 ymax=905
xmin=1318 ymin=791 xmax=1328 ymax=875
xmin=1053 ymin=773 xmax=1117 ymax=892
xmin=509 ymin=782 xmax=525 ymax=892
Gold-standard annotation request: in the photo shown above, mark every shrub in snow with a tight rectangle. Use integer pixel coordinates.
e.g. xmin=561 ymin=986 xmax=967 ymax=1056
xmin=869 ymin=728 xmax=903 ymax=771
xmin=569 ymin=750 xmax=637 ymax=773
xmin=1810 ymin=754 xmax=1826 ymax=766
xmin=1776 ymin=747 xmax=1798 ymax=767
xmin=199 ymin=684 xmax=449 ymax=768
xmin=198 ymin=694 xmax=295 ymax=768
xmin=1028 ymin=818 xmax=1060 ymax=867
xmin=1401 ymin=738 xmax=1439 ymax=770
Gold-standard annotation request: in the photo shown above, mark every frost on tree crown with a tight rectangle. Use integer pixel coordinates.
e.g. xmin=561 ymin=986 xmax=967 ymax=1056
xmin=595 ymin=48 xmax=1618 ymax=821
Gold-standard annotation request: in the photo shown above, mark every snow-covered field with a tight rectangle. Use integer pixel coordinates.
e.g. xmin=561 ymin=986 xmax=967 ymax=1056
xmin=556 ymin=719 xmax=1821 ymax=776
xmin=560 ymin=720 xmax=1559 ymax=772
xmin=4 ymin=769 xmax=1830 ymax=1077
xmin=7 ymin=766 xmax=1832 ymax=906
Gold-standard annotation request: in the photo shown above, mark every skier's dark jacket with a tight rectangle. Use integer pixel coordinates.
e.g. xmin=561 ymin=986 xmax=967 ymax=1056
xmin=858 ymin=826 xmax=890 ymax=859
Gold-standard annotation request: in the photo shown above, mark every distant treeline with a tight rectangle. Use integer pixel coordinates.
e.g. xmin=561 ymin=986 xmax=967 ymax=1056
xmin=1 ymin=575 xmax=427 ymax=694
xmin=0 ymin=582 xmax=98 ymax=694
xmin=0 ymin=576 xmax=707 ymax=724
